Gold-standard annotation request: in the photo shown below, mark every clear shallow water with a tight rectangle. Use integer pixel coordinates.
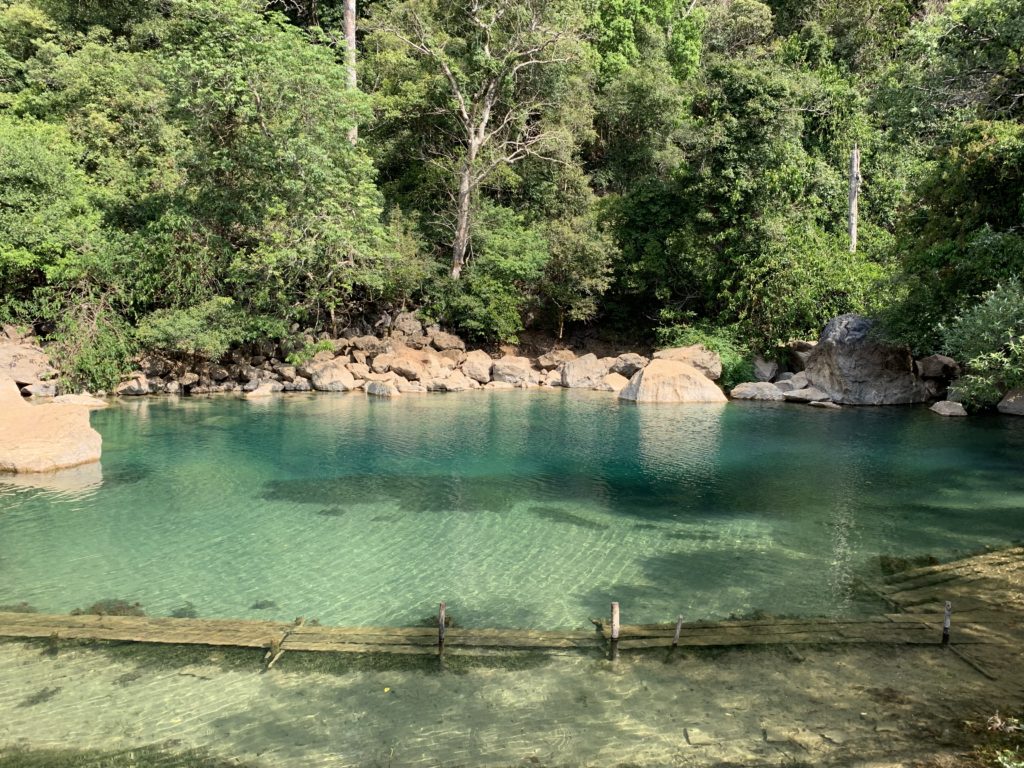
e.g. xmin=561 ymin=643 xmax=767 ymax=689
xmin=1 ymin=392 xmax=1022 ymax=629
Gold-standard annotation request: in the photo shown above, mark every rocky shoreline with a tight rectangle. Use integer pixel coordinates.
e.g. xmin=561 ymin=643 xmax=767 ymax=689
xmin=2 ymin=312 xmax=1022 ymax=475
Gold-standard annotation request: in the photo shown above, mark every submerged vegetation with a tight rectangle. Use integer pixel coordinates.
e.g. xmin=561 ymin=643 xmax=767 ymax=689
xmin=0 ymin=0 xmax=1021 ymax=405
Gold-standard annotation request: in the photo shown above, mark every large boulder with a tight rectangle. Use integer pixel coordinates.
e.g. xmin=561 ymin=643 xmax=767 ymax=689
xmin=373 ymin=345 xmax=455 ymax=382
xmin=998 ymin=389 xmax=1024 ymax=416
xmin=804 ymin=315 xmax=931 ymax=405
xmin=561 ymin=353 xmax=609 ymax=389
xmin=916 ymin=354 xmax=960 ymax=380
xmin=307 ymin=359 xmax=359 ymax=392
xmin=115 ymin=374 xmax=150 ymax=396
xmin=618 ymin=359 xmax=727 ymax=404
xmin=366 ymin=380 xmax=401 ymax=398
xmin=461 ymin=350 xmax=493 ymax=384
xmin=392 ymin=312 xmax=423 ymax=337
xmin=611 ymin=353 xmax=648 ymax=378
xmin=0 ymin=377 xmax=103 ymax=473
xmin=491 ymin=356 xmax=536 ymax=386
xmin=0 ymin=338 xmax=56 ymax=387
xmin=437 ymin=371 xmax=478 ymax=392
xmin=787 ymin=340 xmax=817 ymax=372
xmin=537 ymin=349 xmax=576 ymax=370
xmin=595 ymin=372 xmax=629 ymax=393
xmin=653 ymin=345 xmax=722 ymax=381
xmin=429 ymin=330 xmax=466 ymax=352
xmin=730 ymin=382 xmax=785 ymax=401
xmin=753 ymin=356 xmax=779 ymax=382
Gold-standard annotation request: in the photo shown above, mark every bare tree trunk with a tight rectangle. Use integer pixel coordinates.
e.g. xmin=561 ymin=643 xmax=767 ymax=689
xmin=849 ymin=144 xmax=861 ymax=253
xmin=451 ymin=162 xmax=473 ymax=278
xmin=344 ymin=0 xmax=357 ymax=145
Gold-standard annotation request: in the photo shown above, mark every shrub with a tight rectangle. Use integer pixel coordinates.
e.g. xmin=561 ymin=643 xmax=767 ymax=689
xmin=943 ymin=279 xmax=1024 ymax=408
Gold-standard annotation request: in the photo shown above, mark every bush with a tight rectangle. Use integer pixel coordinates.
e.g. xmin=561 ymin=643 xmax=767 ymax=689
xmin=943 ymin=279 xmax=1024 ymax=408
xmin=135 ymin=297 xmax=287 ymax=362
xmin=43 ymin=292 xmax=137 ymax=392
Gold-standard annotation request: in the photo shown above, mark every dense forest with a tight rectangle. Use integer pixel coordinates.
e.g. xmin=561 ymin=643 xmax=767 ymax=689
xmin=0 ymin=0 xmax=1021 ymax=404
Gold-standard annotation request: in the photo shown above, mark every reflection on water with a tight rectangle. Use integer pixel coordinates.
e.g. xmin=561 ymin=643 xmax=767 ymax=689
xmin=0 ymin=462 xmax=103 ymax=498
xmin=0 ymin=392 xmax=1022 ymax=628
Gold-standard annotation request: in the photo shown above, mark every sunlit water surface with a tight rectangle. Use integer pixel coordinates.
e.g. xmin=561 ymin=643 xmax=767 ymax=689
xmin=1 ymin=392 xmax=1022 ymax=628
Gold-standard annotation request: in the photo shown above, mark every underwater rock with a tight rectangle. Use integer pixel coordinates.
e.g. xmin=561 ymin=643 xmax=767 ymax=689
xmin=71 ymin=599 xmax=145 ymax=617
xmin=250 ymin=600 xmax=278 ymax=610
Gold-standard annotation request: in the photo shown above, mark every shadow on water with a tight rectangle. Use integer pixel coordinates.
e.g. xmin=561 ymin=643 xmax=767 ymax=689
xmin=529 ymin=506 xmax=609 ymax=531
xmin=262 ymin=472 xmax=710 ymax=519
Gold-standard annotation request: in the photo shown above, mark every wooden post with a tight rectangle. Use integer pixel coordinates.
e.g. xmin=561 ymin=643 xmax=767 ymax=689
xmin=672 ymin=615 xmax=684 ymax=648
xmin=849 ymin=144 xmax=861 ymax=253
xmin=438 ymin=602 xmax=446 ymax=653
xmin=343 ymin=0 xmax=358 ymax=145
xmin=942 ymin=601 xmax=951 ymax=645
xmin=609 ymin=602 xmax=620 ymax=661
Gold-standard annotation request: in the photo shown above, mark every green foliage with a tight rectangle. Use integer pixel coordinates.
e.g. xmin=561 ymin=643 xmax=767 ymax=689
xmin=135 ymin=297 xmax=286 ymax=362
xmin=436 ymin=205 xmax=550 ymax=342
xmin=943 ymin=280 xmax=1024 ymax=409
xmin=42 ymin=292 xmax=137 ymax=392
xmin=539 ymin=216 xmax=616 ymax=338
xmin=655 ymin=320 xmax=755 ymax=390
xmin=285 ymin=339 xmax=334 ymax=366
xmin=0 ymin=115 xmax=101 ymax=316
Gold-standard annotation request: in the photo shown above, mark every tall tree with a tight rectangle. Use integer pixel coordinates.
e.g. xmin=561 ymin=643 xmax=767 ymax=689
xmin=369 ymin=0 xmax=591 ymax=278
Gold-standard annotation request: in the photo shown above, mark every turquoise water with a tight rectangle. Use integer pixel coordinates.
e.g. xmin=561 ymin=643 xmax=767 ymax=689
xmin=1 ymin=392 xmax=1022 ymax=629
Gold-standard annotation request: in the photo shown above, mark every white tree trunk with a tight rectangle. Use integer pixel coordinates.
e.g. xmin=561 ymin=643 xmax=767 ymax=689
xmin=344 ymin=0 xmax=357 ymax=145
xmin=849 ymin=144 xmax=861 ymax=254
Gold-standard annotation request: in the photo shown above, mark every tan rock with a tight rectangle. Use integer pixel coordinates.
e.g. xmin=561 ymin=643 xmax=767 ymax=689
xmin=595 ymin=372 xmax=629 ymax=393
xmin=485 ymin=381 xmax=515 ymax=390
xmin=730 ymin=382 xmax=785 ymax=401
xmin=561 ymin=353 xmax=610 ymax=389
xmin=244 ymin=381 xmax=283 ymax=398
xmin=0 ymin=377 xmax=102 ymax=473
xmin=307 ymin=359 xmax=358 ymax=392
xmin=611 ymin=353 xmax=648 ymax=377
xmin=366 ymin=380 xmax=401 ymax=398
xmin=931 ymin=400 xmax=968 ymax=417
xmin=461 ymin=350 xmax=493 ymax=383
xmin=53 ymin=394 xmax=108 ymax=409
xmin=115 ymin=374 xmax=149 ymax=396
xmin=491 ymin=356 xmax=535 ymax=386
xmin=618 ymin=360 xmax=727 ymax=403
xmin=0 ymin=338 xmax=56 ymax=386
xmin=537 ymin=349 xmax=576 ymax=370
xmin=653 ymin=345 xmax=722 ymax=380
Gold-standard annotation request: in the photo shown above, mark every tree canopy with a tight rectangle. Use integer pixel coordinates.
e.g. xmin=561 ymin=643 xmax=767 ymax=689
xmin=0 ymin=0 xmax=1019 ymax=402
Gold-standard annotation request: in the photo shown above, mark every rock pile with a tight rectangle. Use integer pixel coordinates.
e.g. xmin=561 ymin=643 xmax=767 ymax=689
xmin=107 ymin=312 xmax=729 ymax=404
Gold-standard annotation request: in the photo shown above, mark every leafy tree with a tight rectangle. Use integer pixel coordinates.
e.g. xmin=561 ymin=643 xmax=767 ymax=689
xmin=0 ymin=115 xmax=101 ymax=319
xmin=366 ymin=0 xmax=593 ymax=278
xmin=539 ymin=215 xmax=615 ymax=338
